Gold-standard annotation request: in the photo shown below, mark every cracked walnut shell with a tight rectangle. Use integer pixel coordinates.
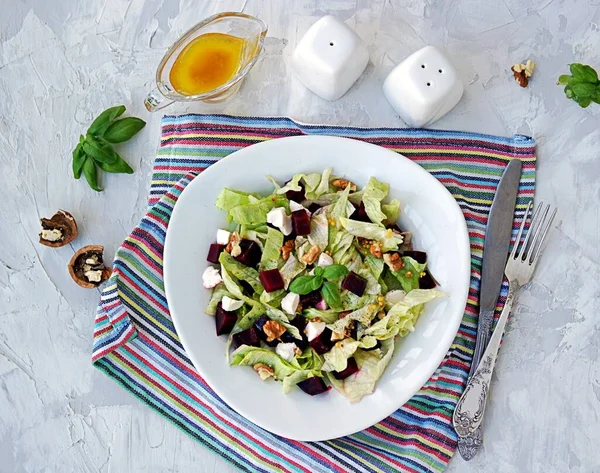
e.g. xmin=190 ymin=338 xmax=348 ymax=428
xmin=39 ymin=210 xmax=78 ymax=248
xmin=68 ymin=245 xmax=111 ymax=288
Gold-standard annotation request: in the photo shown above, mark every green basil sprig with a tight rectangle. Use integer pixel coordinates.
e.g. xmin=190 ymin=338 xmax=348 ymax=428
xmin=289 ymin=264 xmax=349 ymax=309
xmin=72 ymin=105 xmax=145 ymax=191
xmin=558 ymin=64 xmax=600 ymax=108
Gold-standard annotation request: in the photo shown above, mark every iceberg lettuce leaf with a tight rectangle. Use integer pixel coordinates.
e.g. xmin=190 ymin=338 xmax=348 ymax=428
xmin=260 ymin=227 xmax=284 ymax=270
xmin=327 ymin=338 xmax=395 ymax=402
xmin=339 ymin=218 xmax=403 ymax=251
xmin=322 ymin=336 xmax=378 ymax=372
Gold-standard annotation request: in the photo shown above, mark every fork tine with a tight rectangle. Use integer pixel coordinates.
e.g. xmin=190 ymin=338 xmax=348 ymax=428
xmin=520 ymin=202 xmax=543 ymax=261
xmin=510 ymin=200 xmax=532 ymax=260
xmin=529 ymin=206 xmax=557 ymax=265
xmin=525 ymin=204 xmax=549 ymax=261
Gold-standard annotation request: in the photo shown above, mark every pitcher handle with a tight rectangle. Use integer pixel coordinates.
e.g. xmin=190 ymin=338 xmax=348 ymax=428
xmin=144 ymin=88 xmax=174 ymax=112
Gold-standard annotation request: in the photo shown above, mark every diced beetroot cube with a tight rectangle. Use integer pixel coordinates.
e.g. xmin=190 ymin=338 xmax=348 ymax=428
xmin=300 ymin=290 xmax=322 ymax=308
xmin=234 ymin=239 xmax=262 ymax=267
xmin=333 ymin=357 xmax=360 ymax=380
xmin=281 ymin=315 xmax=308 ymax=348
xmin=297 ymin=376 xmax=329 ymax=396
xmin=341 ymin=271 xmax=367 ymax=297
xmin=419 ymin=270 xmax=438 ymax=289
xmin=285 ymin=181 xmax=305 ymax=203
xmin=292 ymin=210 xmax=311 ymax=236
xmin=307 ymin=203 xmax=321 ymax=214
xmin=401 ymin=250 xmax=427 ymax=264
xmin=215 ymin=302 xmax=237 ymax=336
xmin=310 ymin=328 xmax=334 ymax=354
xmin=232 ymin=326 xmax=261 ymax=349
xmin=207 ymin=243 xmax=226 ymax=264
xmin=350 ymin=202 xmax=371 ymax=222
xmin=259 ymin=268 xmax=284 ymax=292
xmin=254 ymin=315 xmax=279 ymax=346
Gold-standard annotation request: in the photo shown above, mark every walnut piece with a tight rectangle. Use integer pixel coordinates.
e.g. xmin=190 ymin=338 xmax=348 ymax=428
xmin=225 ymin=232 xmax=241 ymax=257
xmin=68 ymin=245 xmax=111 ymax=289
xmin=331 ymin=178 xmax=357 ymax=192
xmin=511 ymin=59 xmax=535 ymax=88
xmin=383 ymin=252 xmax=404 ymax=272
xmin=263 ymin=320 xmax=286 ymax=342
xmin=369 ymin=242 xmax=383 ymax=258
xmin=253 ymin=363 xmax=274 ymax=380
xmin=300 ymin=245 xmax=321 ymax=265
xmin=39 ymin=210 xmax=78 ymax=248
xmin=280 ymin=240 xmax=294 ymax=261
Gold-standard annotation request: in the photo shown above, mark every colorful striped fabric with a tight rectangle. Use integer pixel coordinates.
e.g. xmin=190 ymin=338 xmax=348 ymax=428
xmin=92 ymin=114 xmax=536 ymax=473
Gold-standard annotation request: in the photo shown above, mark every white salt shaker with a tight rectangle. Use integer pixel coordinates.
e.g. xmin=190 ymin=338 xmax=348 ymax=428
xmin=291 ymin=16 xmax=369 ymax=101
xmin=383 ymin=46 xmax=464 ymax=128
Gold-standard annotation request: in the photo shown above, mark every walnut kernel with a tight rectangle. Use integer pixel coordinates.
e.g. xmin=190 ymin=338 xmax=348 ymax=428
xmin=331 ymin=179 xmax=357 ymax=192
xmin=263 ymin=320 xmax=286 ymax=342
xmin=253 ymin=363 xmax=274 ymax=380
xmin=300 ymin=245 xmax=321 ymax=265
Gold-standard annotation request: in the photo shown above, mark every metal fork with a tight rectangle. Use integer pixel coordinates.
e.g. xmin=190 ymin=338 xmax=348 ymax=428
xmin=453 ymin=201 xmax=557 ymax=459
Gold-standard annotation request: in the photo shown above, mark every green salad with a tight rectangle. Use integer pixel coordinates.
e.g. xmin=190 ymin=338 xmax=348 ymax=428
xmin=202 ymin=169 xmax=443 ymax=402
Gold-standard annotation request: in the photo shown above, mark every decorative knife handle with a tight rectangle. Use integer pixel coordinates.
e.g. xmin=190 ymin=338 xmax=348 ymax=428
xmin=453 ymin=282 xmax=516 ymax=438
xmin=469 ymin=308 xmax=494 ymax=377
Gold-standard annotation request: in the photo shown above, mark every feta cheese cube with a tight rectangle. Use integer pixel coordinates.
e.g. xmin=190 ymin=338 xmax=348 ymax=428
xmin=289 ymin=200 xmax=307 ymax=213
xmin=317 ymin=253 xmax=334 ymax=267
xmin=221 ymin=295 xmax=243 ymax=312
xmin=216 ymin=229 xmax=231 ymax=245
xmin=266 ymin=207 xmax=293 ymax=235
xmin=281 ymin=292 xmax=300 ymax=315
xmin=202 ymin=266 xmax=222 ymax=289
xmin=385 ymin=289 xmax=406 ymax=305
xmin=275 ymin=342 xmax=298 ymax=362
xmin=305 ymin=321 xmax=326 ymax=342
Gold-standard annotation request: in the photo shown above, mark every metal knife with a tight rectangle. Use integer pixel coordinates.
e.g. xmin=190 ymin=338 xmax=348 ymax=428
xmin=468 ymin=158 xmax=522 ymax=377
xmin=455 ymin=158 xmax=522 ymax=459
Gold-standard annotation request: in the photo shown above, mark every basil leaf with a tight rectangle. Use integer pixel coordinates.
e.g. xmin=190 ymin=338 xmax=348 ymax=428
xmin=592 ymin=90 xmax=600 ymax=104
xmin=570 ymin=63 xmax=586 ymax=80
xmin=577 ymin=96 xmax=592 ymax=108
xmin=314 ymin=266 xmax=325 ymax=277
xmin=321 ymin=281 xmax=341 ymax=309
xmin=87 ymin=105 xmax=126 ymax=136
xmin=97 ymin=152 xmax=134 ymax=174
xmin=557 ymin=74 xmax=572 ymax=85
xmin=564 ymin=85 xmax=574 ymax=99
xmin=572 ymin=82 xmax=597 ymax=97
xmin=103 ymin=117 xmax=146 ymax=143
xmin=322 ymin=264 xmax=349 ymax=280
xmin=289 ymin=276 xmax=316 ymax=295
xmin=72 ymin=143 xmax=86 ymax=179
xmin=83 ymin=158 xmax=102 ymax=192
xmin=83 ymin=136 xmax=118 ymax=164
xmin=311 ymin=275 xmax=324 ymax=290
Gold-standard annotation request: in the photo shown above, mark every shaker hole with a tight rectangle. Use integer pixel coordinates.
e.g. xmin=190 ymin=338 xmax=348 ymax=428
xmin=427 ymin=82 xmax=431 ymax=86
xmin=329 ymin=42 xmax=334 ymax=46
xmin=438 ymin=69 xmax=443 ymax=73
xmin=421 ymin=64 xmax=425 ymax=68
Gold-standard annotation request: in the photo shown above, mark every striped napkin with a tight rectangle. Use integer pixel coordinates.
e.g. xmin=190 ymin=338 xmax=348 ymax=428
xmin=93 ymin=114 xmax=536 ymax=473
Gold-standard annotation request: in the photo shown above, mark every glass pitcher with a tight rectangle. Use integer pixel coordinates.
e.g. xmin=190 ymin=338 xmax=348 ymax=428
xmin=144 ymin=12 xmax=268 ymax=112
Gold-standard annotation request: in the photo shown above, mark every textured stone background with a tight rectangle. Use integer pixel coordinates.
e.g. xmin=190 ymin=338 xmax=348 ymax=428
xmin=0 ymin=0 xmax=599 ymax=472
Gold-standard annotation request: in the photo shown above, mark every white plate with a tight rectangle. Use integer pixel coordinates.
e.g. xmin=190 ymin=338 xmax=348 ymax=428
xmin=164 ymin=135 xmax=470 ymax=441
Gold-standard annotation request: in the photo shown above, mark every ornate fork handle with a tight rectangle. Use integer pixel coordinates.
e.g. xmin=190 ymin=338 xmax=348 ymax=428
xmin=453 ymin=281 xmax=517 ymax=438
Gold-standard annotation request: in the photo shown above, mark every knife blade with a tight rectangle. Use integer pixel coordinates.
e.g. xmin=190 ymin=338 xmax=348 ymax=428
xmin=469 ymin=158 xmax=522 ymax=376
